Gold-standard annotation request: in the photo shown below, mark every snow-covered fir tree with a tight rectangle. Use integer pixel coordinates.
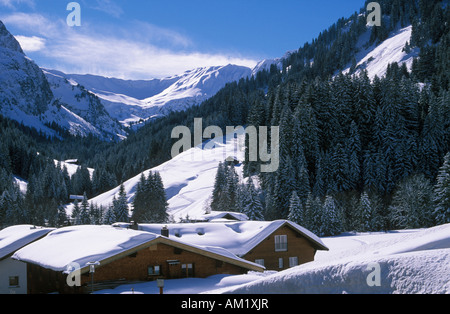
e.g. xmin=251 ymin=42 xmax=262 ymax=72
xmin=305 ymin=193 xmax=323 ymax=235
xmin=288 ymin=191 xmax=305 ymax=226
xmin=103 ymin=206 xmax=116 ymax=225
xmin=389 ymin=174 xmax=435 ymax=229
xmin=434 ymin=153 xmax=450 ymax=225
xmin=321 ymin=195 xmax=343 ymax=237
xmin=358 ymin=191 xmax=374 ymax=232
xmin=80 ymin=192 xmax=91 ymax=225
xmin=71 ymin=199 xmax=81 ymax=226
xmin=113 ymin=184 xmax=129 ymax=223
xmin=132 ymin=172 xmax=168 ymax=223
xmin=243 ymin=177 xmax=264 ymax=221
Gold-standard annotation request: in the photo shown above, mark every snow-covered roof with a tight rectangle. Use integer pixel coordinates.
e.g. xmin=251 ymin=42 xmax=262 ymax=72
xmin=12 ymin=225 xmax=158 ymax=273
xmin=0 ymin=225 xmax=55 ymax=260
xmin=138 ymin=220 xmax=329 ymax=257
xmin=12 ymin=225 xmax=264 ymax=273
xmin=201 ymin=211 xmax=249 ymax=222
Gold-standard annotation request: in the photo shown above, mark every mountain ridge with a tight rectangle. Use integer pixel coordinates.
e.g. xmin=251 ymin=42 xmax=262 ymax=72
xmin=43 ymin=64 xmax=253 ymax=128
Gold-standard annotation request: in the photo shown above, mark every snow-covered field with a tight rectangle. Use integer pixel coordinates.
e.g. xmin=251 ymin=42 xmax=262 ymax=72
xmin=94 ymin=223 xmax=450 ymax=294
xmin=89 ymin=127 xmax=246 ymax=222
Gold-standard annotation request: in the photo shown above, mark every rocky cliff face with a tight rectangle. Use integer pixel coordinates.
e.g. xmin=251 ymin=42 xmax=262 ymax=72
xmin=0 ymin=21 xmax=126 ymax=141
xmin=0 ymin=21 xmax=53 ymax=116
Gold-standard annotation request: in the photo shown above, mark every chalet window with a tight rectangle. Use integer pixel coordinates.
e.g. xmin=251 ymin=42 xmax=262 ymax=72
xmin=255 ymin=259 xmax=265 ymax=267
xmin=9 ymin=276 xmax=19 ymax=287
xmin=278 ymin=258 xmax=284 ymax=269
xmin=289 ymin=257 xmax=299 ymax=268
xmin=148 ymin=265 xmax=161 ymax=276
xmin=275 ymin=235 xmax=288 ymax=252
xmin=182 ymin=263 xmax=194 ymax=277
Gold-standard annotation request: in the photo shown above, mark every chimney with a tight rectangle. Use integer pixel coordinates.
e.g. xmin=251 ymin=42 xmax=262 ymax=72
xmin=161 ymin=226 xmax=169 ymax=237
xmin=130 ymin=221 xmax=139 ymax=230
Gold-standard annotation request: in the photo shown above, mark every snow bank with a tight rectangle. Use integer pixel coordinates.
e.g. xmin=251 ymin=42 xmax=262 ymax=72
xmin=94 ymin=273 xmax=273 ymax=295
xmin=207 ymin=224 xmax=450 ymax=294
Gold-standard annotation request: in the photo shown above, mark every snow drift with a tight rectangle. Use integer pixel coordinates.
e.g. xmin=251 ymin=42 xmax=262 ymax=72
xmin=208 ymin=224 xmax=450 ymax=294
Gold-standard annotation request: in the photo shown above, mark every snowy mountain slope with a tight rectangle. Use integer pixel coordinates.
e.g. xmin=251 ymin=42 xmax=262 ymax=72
xmin=342 ymin=25 xmax=419 ymax=79
xmin=207 ymin=223 xmax=450 ymax=294
xmin=87 ymin=128 xmax=246 ymax=221
xmin=43 ymin=70 xmax=127 ymax=140
xmin=143 ymin=65 xmax=252 ymax=115
xmin=44 ymin=65 xmax=252 ymax=127
xmin=0 ymin=21 xmax=125 ymax=141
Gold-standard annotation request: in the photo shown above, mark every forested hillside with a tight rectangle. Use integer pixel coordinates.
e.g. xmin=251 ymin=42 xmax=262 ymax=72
xmin=1 ymin=0 xmax=449 ymax=229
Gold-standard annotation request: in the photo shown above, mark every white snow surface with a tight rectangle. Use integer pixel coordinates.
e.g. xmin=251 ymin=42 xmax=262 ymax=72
xmin=135 ymin=220 xmax=328 ymax=257
xmin=90 ymin=224 xmax=450 ymax=294
xmin=342 ymin=25 xmax=419 ymax=80
xmin=12 ymin=225 xmax=159 ymax=273
xmin=0 ymin=225 xmax=54 ymax=259
xmin=53 ymin=159 xmax=94 ymax=178
xmin=89 ymin=127 xmax=247 ymax=222
xmin=11 ymin=225 xmax=262 ymax=273
xmin=207 ymin=223 xmax=450 ymax=294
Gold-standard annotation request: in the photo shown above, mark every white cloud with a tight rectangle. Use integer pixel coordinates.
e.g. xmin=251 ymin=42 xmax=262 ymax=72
xmin=1 ymin=13 xmax=258 ymax=80
xmin=0 ymin=0 xmax=34 ymax=9
xmin=14 ymin=35 xmax=45 ymax=52
xmin=90 ymin=0 xmax=124 ymax=18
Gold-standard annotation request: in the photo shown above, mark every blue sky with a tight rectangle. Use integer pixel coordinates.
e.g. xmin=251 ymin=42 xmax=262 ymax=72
xmin=0 ymin=0 xmax=366 ymax=79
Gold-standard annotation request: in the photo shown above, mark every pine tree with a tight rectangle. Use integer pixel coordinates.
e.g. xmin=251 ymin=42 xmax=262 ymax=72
xmin=434 ymin=153 xmax=450 ymax=225
xmin=103 ymin=205 xmax=117 ymax=225
xmin=151 ymin=172 xmax=169 ymax=223
xmin=346 ymin=121 xmax=362 ymax=190
xmin=211 ymin=162 xmax=228 ymax=212
xmin=113 ymin=184 xmax=129 ymax=223
xmin=243 ymin=177 xmax=264 ymax=221
xmin=321 ymin=195 xmax=343 ymax=237
xmin=80 ymin=192 xmax=91 ymax=225
xmin=225 ymin=165 xmax=240 ymax=213
xmin=288 ymin=191 xmax=304 ymax=225
xmin=330 ymin=142 xmax=351 ymax=193
xmin=305 ymin=193 xmax=323 ymax=235
xmin=71 ymin=199 xmax=81 ymax=225
xmin=132 ymin=173 xmax=150 ymax=222
xmin=358 ymin=191 xmax=374 ymax=232
xmin=390 ymin=174 xmax=435 ymax=229
xmin=267 ymin=156 xmax=296 ymax=219
xmin=56 ymin=204 xmax=68 ymax=227
xmin=90 ymin=202 xmax=102 ymax=225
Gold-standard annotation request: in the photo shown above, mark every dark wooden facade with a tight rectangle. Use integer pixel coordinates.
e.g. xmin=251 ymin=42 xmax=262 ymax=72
xmin=242 ymin=224 xmax=320 ymax=271
xmin=25 ymin=238 xmax=261 ymax=294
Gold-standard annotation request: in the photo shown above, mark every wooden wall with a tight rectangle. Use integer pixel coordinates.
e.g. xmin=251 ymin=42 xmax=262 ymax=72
xmin=25 ymin=242 xmax=248 ymax=294
xmin=243 ymin=225 xmax=317 ymax=271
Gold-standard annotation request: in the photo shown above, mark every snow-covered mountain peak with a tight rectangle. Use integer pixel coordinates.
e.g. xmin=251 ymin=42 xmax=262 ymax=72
xmin=44 ymin=64 xmax=252 ymax=127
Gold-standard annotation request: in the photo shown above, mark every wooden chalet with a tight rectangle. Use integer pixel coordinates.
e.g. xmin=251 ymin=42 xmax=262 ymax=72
xmin=138 ymin=220 xmax=329 ymax=271
xmin=12 ymin=225 xmax=264 ymax=294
